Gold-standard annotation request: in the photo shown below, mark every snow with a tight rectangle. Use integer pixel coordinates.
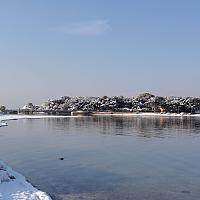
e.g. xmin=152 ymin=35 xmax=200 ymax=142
xmin=0 ymin=113 xmax=200 ymax=124
xmin=0 ymin=161 xmax=52 ymax=200
xmin=92 ymin=112 xmax=200 ymax=117
xmin=0 ymin=122 xmax=7 ymax=127
xmin=0 ymin=114 xmax=81 ymax=122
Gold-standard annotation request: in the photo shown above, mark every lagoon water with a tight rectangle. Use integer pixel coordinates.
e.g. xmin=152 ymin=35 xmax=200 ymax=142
xmin=0 ymin=116 xmax=200 ymax=200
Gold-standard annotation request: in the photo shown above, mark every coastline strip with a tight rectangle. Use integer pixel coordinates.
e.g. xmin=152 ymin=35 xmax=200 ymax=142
xmin=1 ymin=113 xmax=200 ymax=123
xmin=0 ymin=161 xmax=52 ymax=200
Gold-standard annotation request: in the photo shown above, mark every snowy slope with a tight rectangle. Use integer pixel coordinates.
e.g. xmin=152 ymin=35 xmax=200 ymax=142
xmin=0 ymin=161 xmax=52 ymax=200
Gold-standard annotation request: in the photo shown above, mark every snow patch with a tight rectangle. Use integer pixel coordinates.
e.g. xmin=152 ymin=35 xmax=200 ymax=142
xmin=0 ymin=161 xmax=52 ymax=200
xmin=0 ymin=114 xmax=81 ymax=123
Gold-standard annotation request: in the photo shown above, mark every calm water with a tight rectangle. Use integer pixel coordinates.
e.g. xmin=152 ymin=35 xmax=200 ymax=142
xmin=1 ymin=116 xmax=200 ymax=200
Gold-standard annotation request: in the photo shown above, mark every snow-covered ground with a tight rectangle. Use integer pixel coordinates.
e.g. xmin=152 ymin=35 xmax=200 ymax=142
xmin=0 ymin=161 xmax=52 ymax=200
xmin=93 ymin=112 xmax=200 ymax=117
xmin=0 ymin=122 xmax=7 ymax=127
xmin=0 ymin=114 xmax=80 ymax=122
xmin=1 ymin=113 xmax=200 ymax=123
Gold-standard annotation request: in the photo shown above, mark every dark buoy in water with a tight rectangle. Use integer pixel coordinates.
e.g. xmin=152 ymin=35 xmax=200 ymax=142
xmin=59 ymin=157 xmax=64 ymax=160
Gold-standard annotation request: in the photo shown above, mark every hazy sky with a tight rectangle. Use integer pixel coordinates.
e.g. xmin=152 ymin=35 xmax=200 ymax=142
xmin=1 ymin=0 xmax=200 ymax=107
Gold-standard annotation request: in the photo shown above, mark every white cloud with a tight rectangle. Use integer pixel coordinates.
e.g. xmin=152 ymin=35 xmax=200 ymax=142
xmin=57 ymin=20 xmax=110 ymax=36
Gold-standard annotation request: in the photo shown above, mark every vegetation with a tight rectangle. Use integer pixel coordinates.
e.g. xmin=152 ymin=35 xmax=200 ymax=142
xmin=0 ymin=106 xmax=6 ymax=113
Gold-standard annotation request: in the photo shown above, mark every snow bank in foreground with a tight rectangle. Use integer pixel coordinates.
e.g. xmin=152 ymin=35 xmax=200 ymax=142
xmin=0 ymin=161 xmax=52 ymax=200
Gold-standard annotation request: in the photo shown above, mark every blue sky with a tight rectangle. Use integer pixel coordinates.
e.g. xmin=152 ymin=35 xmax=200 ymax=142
xmin=1 ymin=0 xmax=200 ymax=107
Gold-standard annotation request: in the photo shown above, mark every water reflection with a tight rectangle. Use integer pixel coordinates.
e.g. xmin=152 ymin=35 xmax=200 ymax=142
xmin=45 ymin=116 xmax=200 ymax=138
xmin=1 ymin=116 xmax=200 ymax=200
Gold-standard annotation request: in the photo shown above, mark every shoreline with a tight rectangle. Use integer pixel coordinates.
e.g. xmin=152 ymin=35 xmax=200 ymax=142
xmin=92 ymin=112 xmax=200 ymax=117
xmin=0 ymin=114 xmax=82 ymax=122
xmin=1 ymin=112 xmax=200 ymax=122
xmin=0 ymin=161 xmax=51 ymax=200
